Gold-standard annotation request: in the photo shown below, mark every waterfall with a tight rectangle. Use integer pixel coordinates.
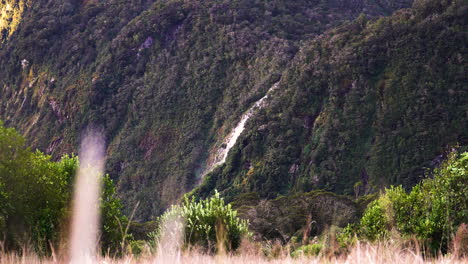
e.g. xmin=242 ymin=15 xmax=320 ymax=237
xmin=203 ymin=82 xmax=280 ymax=176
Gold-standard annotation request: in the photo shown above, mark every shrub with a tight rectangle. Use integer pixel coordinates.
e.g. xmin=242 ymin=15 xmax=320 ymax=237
xmin=151 ymin=191 xmax=250 ymax=253
xmin=359 ymin=199 xmax=390 ymax=241
xmin=336 ymin=224 xmax=358 ymax=248
xmin=410 ymin=151 xmax=468 ymax=251
xmin=0 ymin=121 xmax=73 ymax=253
xmin=100 ymin=174 xmax=130 ymax=255
xmin=349 ymin=151 xmax=468 ymax=253
xmin=127 ymin=240 xmax=147 ymax=256
xmin=291 ymin=243 xmax=323 ymax=258
xmin=0 ymin=121 xmax=128 ymax=255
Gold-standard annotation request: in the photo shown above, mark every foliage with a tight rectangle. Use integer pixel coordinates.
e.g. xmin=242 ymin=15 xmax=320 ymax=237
xmin=126 ymin=240 xmax=147 ymax=256
xmin=197 ymin=0 xmax=466 ymax=204
xmin=0 ymin=0 xmax=417 ymax=220
xmin=359 ymin=199 xmax=390 ymax=241
xmin=151 ymin=191 xmax=249 ymax=253
xmin=342 ymin=151 xmax=468 ymax=253
xmin=336 ymin=224 xmax=358 ymax=248
xmin=100 ymin=174 xmax=130 ymax=255
xmin=0 ymin=0 xmax=465 ymax=258
xmin=0 ymin=121 xmax=128 ymax=255
xmin=0 ymin=0 xmax=27 ymax=42
xmin=0 ymin=120 xmax=74 ymax=253
xmin=291 ymin=243 xmax=323 ymax=258
xmin=226 ymin=190 xmax=358 ymax=243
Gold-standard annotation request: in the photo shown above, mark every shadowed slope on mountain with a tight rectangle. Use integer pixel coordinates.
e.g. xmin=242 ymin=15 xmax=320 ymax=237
xmin=5 ymin=0 xmax=457 ymax=221
xmin=195 ymin=0 xmax=467 ymax=202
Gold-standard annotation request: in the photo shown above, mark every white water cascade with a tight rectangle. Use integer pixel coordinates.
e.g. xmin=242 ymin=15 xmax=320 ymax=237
xmin=203 ymin=82 xmax=280 ymax=176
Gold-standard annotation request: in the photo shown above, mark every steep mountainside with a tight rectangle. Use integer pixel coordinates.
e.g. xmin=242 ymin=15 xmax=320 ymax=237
xmin=195 ymin=0 xmax=467 ymax=202
xmin=1 ymin=0 xmax=465 ymax=221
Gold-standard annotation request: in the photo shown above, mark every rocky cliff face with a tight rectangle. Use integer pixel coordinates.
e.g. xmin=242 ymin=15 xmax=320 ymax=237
xmin=2 ymin=0 xmax=465 ymax=221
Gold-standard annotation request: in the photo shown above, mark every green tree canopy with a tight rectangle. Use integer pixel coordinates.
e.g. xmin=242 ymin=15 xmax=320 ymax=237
xmin=0 ymin=121 xmax=128 ymax=255
xmin=343 ymin=150 xmax=468 ymax=253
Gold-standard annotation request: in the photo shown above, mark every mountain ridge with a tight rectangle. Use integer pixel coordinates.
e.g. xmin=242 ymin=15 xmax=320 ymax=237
xmin=1 ymin=0 xmax=466 ymax=221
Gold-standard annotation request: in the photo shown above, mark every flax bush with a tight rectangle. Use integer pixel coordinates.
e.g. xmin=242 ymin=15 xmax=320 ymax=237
xmin=151 ymin=191 xmax=250 ymax=253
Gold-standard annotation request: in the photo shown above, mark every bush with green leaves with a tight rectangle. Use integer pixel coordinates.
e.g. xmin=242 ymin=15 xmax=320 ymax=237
xmin=151 ymin=191 xmax=249 ymax=253
xmin=127 ymin=240 xmax=147 ymax=256
xmin=358 ymin=193 xmax=394 ymax=241
xmin=342 ymin=151 xmax=467 ymax=253
xmin=100 ymin=174 xmax=130 ymax=255
xmin=0 ymin=121 xmax=128 ymax=255
xmin=336 ymin=223 xmax=358 ymax=248
xmin=0 ymin=120 xmax=76 ymax=253
xmin=291 ymin=243 xmax=323 ymax=258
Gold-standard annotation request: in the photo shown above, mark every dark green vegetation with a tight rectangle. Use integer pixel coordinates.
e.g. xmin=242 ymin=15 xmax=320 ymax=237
xmin=0 ymin=0 xmax=428 ymax=221
xmin=0 ymin=121 xmax=76 ymax=253
xmin=0 ymin=121 xmax=467 ymax=258
xmin=198 ymin=0 xmax=467 ymax=202
xmin=340 ymin=151 xmax=468 ymax=253
xmin=228 ymin=190 xmax=365 ymax=243
xmin=0 ymin=121 xmax=128 ymax=254
xmin=0 ymin=120 xmax=250 ymax=256
xmin=0 ymin=0 xmax=467 ymax=255
xmin=150 ymin=191 xmax=249 ymax=253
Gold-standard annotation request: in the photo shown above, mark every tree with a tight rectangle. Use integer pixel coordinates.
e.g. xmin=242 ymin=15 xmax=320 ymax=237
xmin=350 ymin=151 xmax=468 ymax=253
xmin=0 ymin=121 xmax=128 ymax=255
xmin=0 ymin=121 xmax=73 ymax=253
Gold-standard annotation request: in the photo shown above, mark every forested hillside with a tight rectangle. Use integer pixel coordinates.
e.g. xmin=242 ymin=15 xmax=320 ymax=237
xmin=1 ymin=0 xmax=466 ymax=222
xmin=197 ymin=0 xmax=467 ymax=202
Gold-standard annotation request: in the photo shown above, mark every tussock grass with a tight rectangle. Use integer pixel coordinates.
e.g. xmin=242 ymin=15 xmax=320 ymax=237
xmin=1 ymin=241 xmax=466 ymax=264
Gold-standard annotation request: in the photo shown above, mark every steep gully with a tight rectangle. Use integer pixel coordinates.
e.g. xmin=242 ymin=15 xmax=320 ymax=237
xmin=202 ymin=82 xmax=280 ymax=177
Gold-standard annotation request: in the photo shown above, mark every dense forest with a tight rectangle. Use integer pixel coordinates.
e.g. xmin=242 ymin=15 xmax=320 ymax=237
xmin=0 ymin=120 xmax=466 ymax=257
xmin=196 ymin=0 xmax=467 ymax=202
xmin=0 ymin=0 xmax=467 ymax=259
xmin=2 ymin=0 xmax=438 ymax=220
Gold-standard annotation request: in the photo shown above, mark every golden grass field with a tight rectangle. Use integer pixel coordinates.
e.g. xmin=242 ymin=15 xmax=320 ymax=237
xmin=1 ymin=241 xmax=467 ymax=264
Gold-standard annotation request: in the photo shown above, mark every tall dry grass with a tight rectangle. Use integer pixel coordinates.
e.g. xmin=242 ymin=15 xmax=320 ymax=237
xmin=1 ymin=241 xmax=467 ymax=264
